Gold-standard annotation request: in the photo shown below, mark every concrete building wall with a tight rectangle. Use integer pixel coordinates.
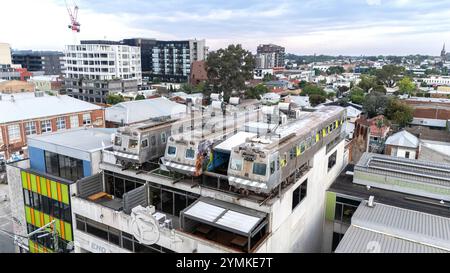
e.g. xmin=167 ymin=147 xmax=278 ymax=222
xmin=386 ymin=145 xmax=417 ymax=159
xmin=6 ymin=160 xmax=30 ymax=252
xmin=256 ymin=140 xmax=346 ymax=253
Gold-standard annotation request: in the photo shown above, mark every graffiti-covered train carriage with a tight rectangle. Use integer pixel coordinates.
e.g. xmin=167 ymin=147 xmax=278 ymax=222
xmin=227 ymin=106 xmax=346 ymax=195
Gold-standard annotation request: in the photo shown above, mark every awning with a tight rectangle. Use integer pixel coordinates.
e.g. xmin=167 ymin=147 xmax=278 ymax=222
xmin=182 ymin=198 xmax=266 ymax=236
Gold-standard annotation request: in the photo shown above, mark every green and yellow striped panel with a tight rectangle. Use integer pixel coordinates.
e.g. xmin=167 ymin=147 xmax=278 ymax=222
xmin=21 ymin=171 xmax=70 ymax=205
xmin=24 ymin=206 xmax=73 ymax=242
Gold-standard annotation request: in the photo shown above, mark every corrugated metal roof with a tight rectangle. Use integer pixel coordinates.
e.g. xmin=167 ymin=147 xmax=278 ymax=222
xmin=105 ymin=97 xmax=186 ymax=124
xmin=336 ymin=201 xmax=450 ymax=252
xmin=0 ymin=93 xmax=101 ymax=124
xmin=335 ymin=226 xmax=448 ymax=253
xmin=385 ymin=130 xmax=419 ymax=148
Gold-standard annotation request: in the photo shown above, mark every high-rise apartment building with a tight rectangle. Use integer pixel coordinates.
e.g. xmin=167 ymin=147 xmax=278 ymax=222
xmin=256 ymin=44 xmax=285 ymax=69
xmin=12 ymin=50 xmax=64 ymax=75
xmin=0 ymin=43 xmax=12 ymax=65
xmin=99 ymin=39 xmax=208 ymax=83
xmin=64 ymin=41 xmax=142 ymax=104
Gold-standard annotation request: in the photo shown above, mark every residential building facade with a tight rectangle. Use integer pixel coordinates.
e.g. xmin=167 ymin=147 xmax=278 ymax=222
xmin=256 ymin=44 xmax=285 ymax=69
xmin=64 ymin=41 xmax=142 ymax=104
xmin=0 ymin=43 xmax=12 ymax=65
xmin=12 ymin=50 xmax=64 ymax=75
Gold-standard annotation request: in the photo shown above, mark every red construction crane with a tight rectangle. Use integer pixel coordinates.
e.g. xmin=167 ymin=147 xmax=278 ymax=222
xmin=66 ymin=0 xmax=80 ymax=33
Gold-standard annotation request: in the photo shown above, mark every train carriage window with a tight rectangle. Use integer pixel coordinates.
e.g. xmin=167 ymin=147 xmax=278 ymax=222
xmin=300 ymin=142 xmax=306 ymax=153
xmin=114 ymin=136 xmax=122 ymax=146
xmin=306 ymin=137 xmax=312 ymax=149
xmin=178 ymin=126 xmax=183 ymax=133
xmin=276 ymin=158 xmax=280 ymax=170
xmin=168 ymin=146 xmax=177 ymax=156
xmin=230 ymin=158 xmax=243 ymax=171
xmin=161 ymin=132 xmax=167 ymax=144
xmin=253 ymin=163 xmax=267 ymax=176
xmin=289 ymin=148 xmax=296 ymax=159
xmin=129 ymin=139 xmax=138 ymax=149
xmin=151 ymin=135 xmax=156 ymax=146
xmin=141 ymin=139 xmax=148 ymax=148
xmin=270 ymin=161 xmax=275 ymax=175
xmin=185 ymin=148 xmax=195 ymax=159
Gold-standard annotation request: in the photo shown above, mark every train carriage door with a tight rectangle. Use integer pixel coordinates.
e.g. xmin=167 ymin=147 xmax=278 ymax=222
xmin=150 ymin=134 xmax=157 ymax=158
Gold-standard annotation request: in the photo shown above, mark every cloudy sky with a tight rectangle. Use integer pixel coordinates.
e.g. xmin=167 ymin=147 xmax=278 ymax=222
xmin=1 ymin=0 xmax=450 ymax=55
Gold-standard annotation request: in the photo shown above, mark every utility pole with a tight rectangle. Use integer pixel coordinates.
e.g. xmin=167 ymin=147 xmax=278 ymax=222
xmin=9 ymin=220 xmax=59 ymax=253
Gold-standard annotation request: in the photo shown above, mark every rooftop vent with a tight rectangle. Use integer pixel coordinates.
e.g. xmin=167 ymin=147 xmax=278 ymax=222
xmin=367 ymin=196 xmax=375 ymax=208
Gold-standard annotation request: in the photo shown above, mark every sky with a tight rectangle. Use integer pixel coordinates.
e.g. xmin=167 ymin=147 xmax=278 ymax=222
xmin=1 ymin=0 xmax=450 ymax=56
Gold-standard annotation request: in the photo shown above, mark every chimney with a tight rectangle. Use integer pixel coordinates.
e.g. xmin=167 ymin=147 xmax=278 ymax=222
xmin=367 ymin=196 xmax=375 ymax=208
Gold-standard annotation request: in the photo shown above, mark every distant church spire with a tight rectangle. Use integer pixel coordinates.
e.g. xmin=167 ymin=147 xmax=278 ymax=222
xmin=441 ymin=43 xmax=446 ymax=61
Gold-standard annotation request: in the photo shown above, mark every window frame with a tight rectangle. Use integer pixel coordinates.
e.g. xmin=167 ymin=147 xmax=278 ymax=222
xmin=40 ymin=120 xmax=52 ymax=134
xmin=25 ymin=121 xmax=37 ymax=136
xmin=8 ymin=124 xmax=21 ymax=142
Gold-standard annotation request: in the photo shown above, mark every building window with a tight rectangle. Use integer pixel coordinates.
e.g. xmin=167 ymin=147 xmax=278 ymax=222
xmin=334 ymin=197 xmax=360 ymax=224
xmin=25 ymin=122 xmax=37 ymax=136
xmin=56 ymin=117 xmax=66 ymax=130
xmin=405 ymin=151 xmax=410 ymax=159
xmin=83 ymin=114 xmax=91 ymax=125
xmin=70 ymin=115 xmax=79 ymax=128
xmin=8 ymin=124 xmax=21 ymax=142
xmin=328 ymin=151 xmax=337 ymax=172
xmin=292 ymin=180 xmax=308 ymax=210
xmin=41 ymin=120 xmax=52 ymax=134
xmin=0 ymin=129 xmax=3 ymax=145
xmin=45 ymin=151 xmax=84 ymax=181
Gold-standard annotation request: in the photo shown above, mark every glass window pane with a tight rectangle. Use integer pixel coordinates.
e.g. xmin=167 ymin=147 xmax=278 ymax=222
xmin=161 ymin=190 xmax=174 ymax=215
xmin=253 ymin=163 xmax=267 ymax=176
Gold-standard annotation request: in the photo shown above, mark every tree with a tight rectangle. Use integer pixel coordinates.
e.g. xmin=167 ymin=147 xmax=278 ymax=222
xmin=106 ymin=94 xmax=125 ymax=105
xmin=385 ymin=98 xmax=413 ymax=127
xmin=302 ymin=84 xmax=327 ymax=97
xmin=363 ymin=92 xmax=389 ymax=118
xmin=326 ymin=92 xmax=336 ymax=100
xmin=326 ymin=66 xmax=345 ymax=75
xmin=357 ymin=75 xmax=377 ymax=92
xmin=245 ymin=84 xmax=269 ymax=99
xmin=262 ymin=73 xmax=276 ymax=82
xmin=298 ymin=80 xmax=308 ymax=89
xmin=375 ymin=65 xmax=404 ymax=87
xmin=398 ymin=77 xmax=417 ymax=96
xmin=206 ymin=44 xmax=255 ymax=100
xmin=309 ymin=94 xmax=326 ymax=106
xmin=349 ymin=87 xmax=365 ymax=104
xmin=135 ymin=94 xmax=146 ymax=100
xmin=372 ymin=84 xmax=387 ymax=94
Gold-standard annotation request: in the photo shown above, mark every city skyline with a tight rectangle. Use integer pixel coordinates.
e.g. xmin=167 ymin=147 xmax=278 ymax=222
xmin=1 ymin=0 xmax=450 ymax=55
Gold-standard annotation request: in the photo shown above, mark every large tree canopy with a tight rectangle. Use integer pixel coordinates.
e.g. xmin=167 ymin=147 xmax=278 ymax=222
xmin=385 ymin=98 xmax=414 ymax=127
xmin=375 ymin=65 xmax=404 ymax=88
xmin=206 ymin=44 xmax=255 ymax=99
xmin=363 ymin=92 xmax=389 ymax=118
